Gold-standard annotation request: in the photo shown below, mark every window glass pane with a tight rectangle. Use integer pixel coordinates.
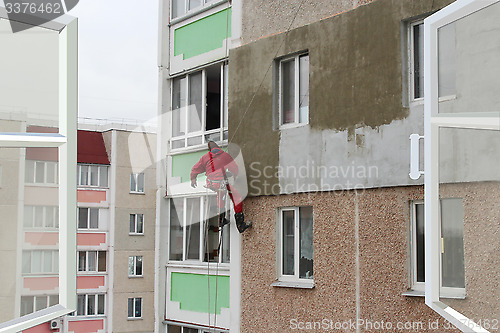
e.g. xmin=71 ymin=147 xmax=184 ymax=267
xmin=45 ymin=206 xmax=55 ymax=228
xmin=299 ymin=206 xmax=313 ymax=279
xmin=79 ymin=208 xmax=88 ymax=229
xmin=99 ymin=166 xmax=108 ymax=187
xmin=128 ymin=298 xmax=134 ymax=318
xmin=187 ymin=136 xmax=202 ymax=147
xmin=172 ymin=77 xmax=187 ymax=137
xmin=188 ymin=0 xmax=202 ymax=10
xmin=172 ymin=139 xmax=185 ymax=149
xmin=136 ymin=256 xmax=143 ymax=276
xmin=167 ymin=325 xmax=182 ymax=333
xmin=135 ymin=298 xmax=142 ymax=317
xmin=415 ymin=203 xmax=425 ymax=283
xmin=137 ymin=214 xmax=144 ymax=234
xmin=49 ymin=295 xmax=59 ymax=307
xmin=35 ymin=296 xmax=47 ymax=311
xmin=77 ymin=295 xmax=86 ymax=315
xmin=78 ymin=252 xmax=86 ymax=271
xmin=46 ymin=162 xmax=56 ymax=184
xmin=440 ymin=198 xmax=465 ymax=288
xmin=282 ymin=210 xmax=295 ymax=275
xmin=130 ymin=173 xmax=136 ymax=192
xmin=222 ymin=208 xmax=230 ymax=263
xmin=281 ymin=60 xmax=295 ymax=124
xmin=97 ymin=294 xmax=105 ymax=315
xmin=172 ymin=0 xmax=186 ymax=18
xmin=43 ymin=251 xmax=53 ymax=273
xmin=130 ymin=214 xmax=136 ymax=233
xmin=32 ymin=251 xmax=42 ymax=273
xmin=25 ymin=160 xmax=35 ymax=183
xmin=438 ymin=22 xmax=456 ymax=97
xmin=186 ymin=198 xmax=200 ymax=260
xmin=22 ymin=252 xmax=31 ymax=274
xmin=128 ymin=256 xmax=134 ymax=275
xmin=88 ymin=251 xmax=97 ymax=271
xmin=35 ymin=161 xmax=45 ymax=183
xmin=413 ymin=23 xmax=424 ymax=99
xmin=34 ymin=206 xmax=44 ymax=228
xmin=90 ymin=208 xmax=99 ymax=229
xmin=299 ymin=55 xmax=309 ymax=123
xmin=188 ymin=72 xmax=203 ymax=133
xmin=98 ymin=251 xmax=107 ymax=272
xmin=137 ymin=173 xmax=145 ymax=192
xmin=170 ymin=199 xmax=184 ymax=260
xmin=90 ymin=165 xmax=98 ymax=186
xmin=80 ymin=165 xmax=89 ymax=185
xmin=204 ymin=196 xmax=220 ymax=263
xmin=20 ymin=296 xmax=34 ymax=316
xmin=87 ymin=295 xmax=95 ymax=315
xmin=24 ymin=206 xmax=33 ymax=228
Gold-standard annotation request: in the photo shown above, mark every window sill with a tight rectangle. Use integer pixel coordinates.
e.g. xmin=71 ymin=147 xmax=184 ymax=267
xmin=169 ymin=139 xmax=228 ymax=155
xmin=271 ymin=280 xmax=314 ymax=289
xmin=169 ymin=0 xmax=229 ymax=26
xmin=127 ymin=317 xmax=143 ymax=321
xmin=167 ymin=261 xmax=230 ymax=271
xmin=402 ymin=289 xmax=466 ymax=299
xmin=279 ymin=123 xmax=308 ymax=131
xmin=129 ymin=233 xmax=145 ymax=236
xmin=129 ymin=191 xmax=145 ymax=195
xmin=128 ymin=275 xmax=144 ymax=278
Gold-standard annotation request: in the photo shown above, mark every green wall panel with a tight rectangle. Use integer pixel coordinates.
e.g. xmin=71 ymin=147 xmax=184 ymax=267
xmin=171 ymin=150 xmax=207 ymax=183
xmin=171 ymin=272 xmax=230 ymax=314
xmin=174 ymin=8 xmax=232 ymax=60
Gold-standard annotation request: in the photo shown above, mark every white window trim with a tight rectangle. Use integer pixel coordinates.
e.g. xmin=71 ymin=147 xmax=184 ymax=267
xmin=424 ymin=1 xmax=500 ymax=331
xmin=77 ymin=164 xmax=109 ymax=188
xmin=170 ymin=0 xmax=227 ymax=22
xmin=76 ymin=294 xmax=105 ymax=317
xmin=77 ymin=251 xmax=106 ymax=273
xmin=20 ymin=295 xmax=59 ymax=317
xmin=128 ymin=256 xmax=143 ymax=277
xmin=130 ymin=172 xmax=145 ymax=194
xmin=25 ymin=160 xmax=59 ymax=186
xmin=170 ymin=63 xmax=229 ymax=153
xmin=129 ymin=213 xmax=145 ymax=235
xmin=276 ymin=207 xmax=314 ymax=287
xmin=23 ymin=206 xmax=59 ymax=229
xmin=127 ymin=297 xmax=143 ymax=319
xmin=408 ymin=20 xmax=424 ymax=104
xmin=278 ymin=53 xmax=309 ymax=129
xmin=78 ymin=207 xmax=100 ymax=230
xmin=22 ymin=250 xmax=59 ymax=275
xmin=168 ymin=195 xmax=231 ymax=265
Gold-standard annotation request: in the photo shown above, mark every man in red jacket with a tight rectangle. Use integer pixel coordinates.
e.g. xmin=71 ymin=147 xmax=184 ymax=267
xmin=191 ymin=141 xmax=251 ymax=233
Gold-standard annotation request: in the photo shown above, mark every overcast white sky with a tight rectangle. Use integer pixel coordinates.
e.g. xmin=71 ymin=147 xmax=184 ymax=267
xmin=70 ymin=0 xmax=159 ymax=124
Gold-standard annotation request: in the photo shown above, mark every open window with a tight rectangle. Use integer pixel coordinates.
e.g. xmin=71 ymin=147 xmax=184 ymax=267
xmin=424 ymin=1 xmax=500 ymax=331
xmin=171 ymin=62 xmax=228 ymax=150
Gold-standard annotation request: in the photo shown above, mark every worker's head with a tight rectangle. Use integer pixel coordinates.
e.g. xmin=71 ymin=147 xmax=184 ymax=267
xmin=208 ymin=140 xmax=219 ymax=151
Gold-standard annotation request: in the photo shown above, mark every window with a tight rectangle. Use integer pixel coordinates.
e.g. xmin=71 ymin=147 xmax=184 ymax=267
xmin=408 ymin=20 xmax=456 ymax=101
xmin=171 ymin=63 xmax=228 ymax=150
xmin=171 ymin=0 xmax=216 ymax=19
xmin=78 ymin=208 xmax=99 ymax=229
xmin=78 ymin=164 xmax=109 ymax=187
xmin=76 ymin=294 xmax=105 ymax=316
xmin=409 ymin=200 xmax=465 ymax=295
xmin=130 ymin=173 xmax=145 ymax=193
xmin=0 ymin=164 xmax=2 ymax=187
xmin=127 ymin=297 xmax=142 ymax=319
xmin=169 ymin=196 xmax=230 ymax=263
xmin=22 ymin=250 xmax=59 ymax=274
xmin=128 ymin=256 xmax=143 ymax=277
xmin=167 ymin=325 xmax=212 ymax=333
xmin=278 ymin=54 xmax=309 ymax=127
xmin=20 ymin=295 xmax=59 ymax=316
xmin=24 ymin=206 xmax=59 ymax=229
xmin=25 ymin=160 xmax=58 ymax=185
xmin=129 ymin=214 xmax=144 ymax=235
xmin=78 ymin=251 xmax=107 ymax=273
xmin=278 ymin=207 xmax=313 ymax=284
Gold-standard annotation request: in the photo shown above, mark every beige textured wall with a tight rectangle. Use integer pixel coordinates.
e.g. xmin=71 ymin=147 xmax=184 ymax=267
xmin=241 ymin=186 xmax=461 ymax=332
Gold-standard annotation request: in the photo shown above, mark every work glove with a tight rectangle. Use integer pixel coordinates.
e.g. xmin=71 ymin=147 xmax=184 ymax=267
xmin=191 ymin=179 xmax=197 ymax=188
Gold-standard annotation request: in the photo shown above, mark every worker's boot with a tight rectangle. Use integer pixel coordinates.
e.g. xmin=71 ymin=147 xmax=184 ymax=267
xmin=235 ymin=212 xmax=252 ymax=233
xmin=218 ymin=212 xmax=230 ymax=229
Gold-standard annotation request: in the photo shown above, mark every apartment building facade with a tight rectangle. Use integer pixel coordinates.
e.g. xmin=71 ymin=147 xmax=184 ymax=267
xmin=158 ymin=0 xmax=499 ymax=332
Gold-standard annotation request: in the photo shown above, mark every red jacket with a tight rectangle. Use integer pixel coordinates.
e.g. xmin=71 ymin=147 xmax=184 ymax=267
xmin=191 ymin=148 xmax=238 ymax=182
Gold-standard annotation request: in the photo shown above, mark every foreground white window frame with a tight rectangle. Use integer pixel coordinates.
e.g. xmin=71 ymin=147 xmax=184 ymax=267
xmin=424 ymin=1 xmax=500 ymax=331
xmin=0 ymin=12 xmax=77 ymax=333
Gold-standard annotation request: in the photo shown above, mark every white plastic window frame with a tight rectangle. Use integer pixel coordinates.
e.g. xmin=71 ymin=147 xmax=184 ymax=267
xmin=77 ymin=164 xmax=109 ymax=188
xmin=278 ymin=53 xmax=310 ymax=129
xmin=168 ymin=195 xmax=230 ymax=265
xmin=408 ymin=20 xmax=424 ymax=103
xmin=128 ymin=256 xmax=143 ymax=277
xmin=129 ymin=213 xmax=145 ymax=235
xmin=20 ymin=295 xmax=59 ymax=317
xmin=25 ymin=160 xmax=59 ymax=185
xmin=170 ymin=0 xmax=224 ymax=21
xmin=76 ymin=294 xmax=105 ymax=317
xmin=169 ymin=62 xmax=229 ymax=152
xmin=276 ymin=207 xmax=314 ymax=288
xmin=424 ymin=1 xmax=500 ymax=331
xmin=77 ymin=251 xmax=106 ymax=273
xmin=77 ymin=207 xmax=100 ymax=230
xmin=23 ymin=205 xmax=59 ymax=229
xmin=130 ymin=172 xmax=145 ymax=193
xmin=0 ymin=12 xmax=77 ymax=333
xmin=127 ymin=297 xmax=143 ymax=319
